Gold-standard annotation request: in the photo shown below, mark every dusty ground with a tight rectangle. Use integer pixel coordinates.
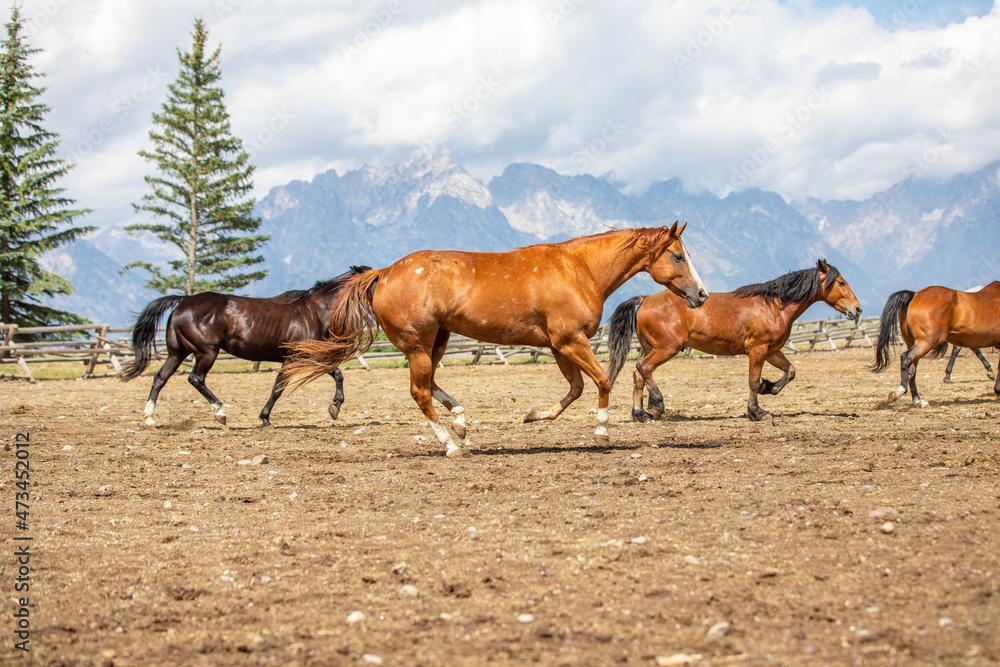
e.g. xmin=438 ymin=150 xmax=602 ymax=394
xmin=1 ymin=346 xmax=999 ymax=666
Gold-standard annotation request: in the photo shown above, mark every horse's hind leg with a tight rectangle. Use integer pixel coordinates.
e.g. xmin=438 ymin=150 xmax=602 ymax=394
xmin=943 ymin=346 xmax=961 ymax=383
xmin=143 ymin=352 xmax=186 ymax=430
xmin=633 ymin=345 xmax=680 ymax=422
xmin=187 ymin=350 xmax=227 ymax=424
xmin=428 ymin=329 xmax=467 ymax=440
xmin=329 ymin=367 xmax=345 ymax=419
xmin=972 ymin=348 xmax=996 ymax=380
xmin=889 ymin=342 xmax=934 ymax=406
xmin=398 ymin=329 xmax=463 ymax=457
xmin=746 ymin=346 xmax=773 ymax=421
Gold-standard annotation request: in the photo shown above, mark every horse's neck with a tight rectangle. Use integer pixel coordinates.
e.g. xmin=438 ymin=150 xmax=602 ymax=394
xmin=569 ymin=231 xmax=647 ymax=299
xmin=777 ymin=292 xmax=820 ymax=326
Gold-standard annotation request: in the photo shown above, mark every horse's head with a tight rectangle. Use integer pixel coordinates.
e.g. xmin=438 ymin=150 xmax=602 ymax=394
xmin=646 ymin=222 xmax=709 ymax=309
xmin=816 ymin=259 xmax=861 ymax=320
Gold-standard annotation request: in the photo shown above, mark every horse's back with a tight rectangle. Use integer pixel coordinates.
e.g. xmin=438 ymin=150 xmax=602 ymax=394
xmin=909 ymin=284 xmax=1000 ymax=348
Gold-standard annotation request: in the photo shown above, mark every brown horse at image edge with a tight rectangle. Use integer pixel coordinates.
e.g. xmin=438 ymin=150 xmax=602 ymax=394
xmin=871 ymin=282 xmax=1000 ymax=406
xmin=606 ymin=260 xmax=861 ymax=421
xmin=281 ymin=223 xmax=708 ymax=456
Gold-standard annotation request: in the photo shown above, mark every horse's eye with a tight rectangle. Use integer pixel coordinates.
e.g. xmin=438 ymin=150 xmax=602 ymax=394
xmin=673 ymin=253 xmax=685 ymax=263
xmin=838 ymin=279 xmax=845 ymax=286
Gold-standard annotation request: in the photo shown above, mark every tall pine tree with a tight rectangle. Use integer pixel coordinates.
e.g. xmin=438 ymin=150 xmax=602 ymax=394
xmin=0 ymin=5 xmax=93 ymax=327
xmin=125 ymin=18 xmax=267 ymax=295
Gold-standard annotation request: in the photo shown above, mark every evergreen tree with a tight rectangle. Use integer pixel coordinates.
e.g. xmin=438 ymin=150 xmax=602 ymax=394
xmin=0 ymin=5 xmax=93 ymax=327
xmin=124 ymin=17 xmax=267 ymax=295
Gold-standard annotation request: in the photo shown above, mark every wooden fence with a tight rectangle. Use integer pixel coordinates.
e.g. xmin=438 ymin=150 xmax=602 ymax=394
xmin=0 ymin=316 xmax=880 ymax=382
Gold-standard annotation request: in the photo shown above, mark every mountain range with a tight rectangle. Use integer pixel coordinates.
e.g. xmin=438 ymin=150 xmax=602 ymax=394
xmin=38 ymin=156 xmax=1000 ymax=328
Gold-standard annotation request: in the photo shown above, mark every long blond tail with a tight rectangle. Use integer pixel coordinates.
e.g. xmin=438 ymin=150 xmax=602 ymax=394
xmin=281 ymin=269 xmax=382 ymax=392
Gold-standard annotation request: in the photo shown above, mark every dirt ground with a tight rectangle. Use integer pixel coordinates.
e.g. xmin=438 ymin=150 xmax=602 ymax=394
xmin=1 ymin=346 xmax=999 ymax=666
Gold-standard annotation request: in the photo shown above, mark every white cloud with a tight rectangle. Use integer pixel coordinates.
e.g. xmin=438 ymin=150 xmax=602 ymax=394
xmin=15 ymin=0 xmax=1000 ymax=229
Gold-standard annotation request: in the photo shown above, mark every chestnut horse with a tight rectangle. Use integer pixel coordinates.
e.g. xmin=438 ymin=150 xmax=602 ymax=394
xmin=121 ymin=266 xmax=370 ymax=429
xmin=606 ymin=260 xmax=861 ymax=422
xmin=282 ymin=223 xmax=708 ymax=456
xmin=871 ymin=282 xmax=1000 ymax=405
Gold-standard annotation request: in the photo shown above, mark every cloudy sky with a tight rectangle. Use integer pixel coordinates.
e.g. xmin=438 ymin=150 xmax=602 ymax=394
xmin=20 ymin=0 xmax=1000 ymax=229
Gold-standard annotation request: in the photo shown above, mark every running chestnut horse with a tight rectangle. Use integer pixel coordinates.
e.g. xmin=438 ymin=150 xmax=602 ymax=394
xmin=871 ymin=282 xmax=1000 ymax=406
xmin=606 ymin=260 xmax=861 ymax=422
xmin=121 ymin=266 xmax=370 ymax=429
xmin=281 ymin=224 xmax=708 ymax=456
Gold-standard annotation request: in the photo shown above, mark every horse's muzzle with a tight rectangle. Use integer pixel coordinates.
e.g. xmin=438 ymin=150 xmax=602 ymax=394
xmin=686 ymin=288 xmax=709 ymax=309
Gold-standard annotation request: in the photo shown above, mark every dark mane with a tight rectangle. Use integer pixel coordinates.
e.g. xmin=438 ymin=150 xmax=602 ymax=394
xmin=274 ymin=265 xmax=371 ymax=303
xmin=733 ymin=262 xmax=840 ymax=305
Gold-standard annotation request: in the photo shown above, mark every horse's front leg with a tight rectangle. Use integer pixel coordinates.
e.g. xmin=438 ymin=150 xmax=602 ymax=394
xmin=329 ymin=367 xmax=345 ymax=419
xmin=746 ymin=346 xmax=770 ymax=421
xmin=759 ymin=349 xmax=795 ymax=395
xmin=526 ymin=339 xmax=611 ymax=445
xmin=523 ymin=352 xmax=586 ymax=423
xmin=258 ymin=371 xmax=285 ymax=428
xmin=943 ymin=345 xmax=961 ymax=383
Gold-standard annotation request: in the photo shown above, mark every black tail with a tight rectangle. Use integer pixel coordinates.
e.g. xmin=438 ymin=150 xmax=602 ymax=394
xmin=606 ymin=296 xmax=643 ymax=387
xmin=870 ymin=290 xmax=915 ymax=372
xmin=120 ymin=295 xmax=183 ymax=381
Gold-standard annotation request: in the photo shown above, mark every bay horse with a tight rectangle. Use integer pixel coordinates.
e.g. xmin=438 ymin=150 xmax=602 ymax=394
xmin=871 ymin=282 xmax=1000 ymax=406
xmin=281 ymin=223 xmax=708 ymax=456
xmin=120 ymin=266 xmax=370 ymax=429
xmin=942 ymin=287 xmax=994 ymax=383
xmin=606 ymin=260 xmax=861 ymax=422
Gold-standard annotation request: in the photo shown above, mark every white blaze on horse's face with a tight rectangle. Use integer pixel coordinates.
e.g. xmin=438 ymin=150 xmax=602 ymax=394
xmin=649 ymin=233 xmax=708 ymax=309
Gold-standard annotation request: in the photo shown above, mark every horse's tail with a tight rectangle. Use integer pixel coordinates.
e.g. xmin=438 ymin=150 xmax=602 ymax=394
xmin=281 ymin=269 xmax=382 ymax=392
xmin=120 ymin=295 xmax=183 ymax=381
xmin=606 ymin=296 xmax=644 ymax=387
xmin=870 ymin=289 xmax=915 ymax=372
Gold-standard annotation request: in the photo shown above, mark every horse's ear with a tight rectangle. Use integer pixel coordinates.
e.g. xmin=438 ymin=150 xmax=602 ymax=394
xmin=816 ymin=259 xmax=830 ymax=272
xmin=676 ymin=221 xmax=687 ymax=237
xmin=667 ymin=220 xmax=678 ymax=237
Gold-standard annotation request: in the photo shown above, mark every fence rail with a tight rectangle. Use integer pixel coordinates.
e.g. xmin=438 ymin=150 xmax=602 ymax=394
xmin=0 ymin=316 xmax=881 ymax=382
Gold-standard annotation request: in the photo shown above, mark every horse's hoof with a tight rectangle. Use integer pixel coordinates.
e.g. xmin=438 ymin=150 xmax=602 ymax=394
xmin=452 ymin=423 xmax=467 ymax=440
xmin=594 ymin=433 xmax=610 ymax=446
xmin=214 ymin=413 xmax=227 ymax=425
xmin=446 ymin=447 xmax=468 ymax=458
xmin=747 ymin=409 xmax=768 ymax=422
xmin=913 ymin=398 xmax=929 ymax=408
xmin=989 ymin=372 xmax=997 ymax=381
xmin=631 ymin=410 xmax=651 ymax=423
xmin=328 ymin=404 xmax=340 ymax=420
xmin=259 ymin=423 xmax=275 ymax=432
xmin=144 ymin=422 xmax=157 ymax=431
xmin=943 ymin=376 xmax=952 ymax=384
xmin=523 ymin=408 xmax=541 ymax=423
xmin=647 ymin=407 xmax=664 ymax=421
xmin=886 ymin=390 xmax=901 ymax=404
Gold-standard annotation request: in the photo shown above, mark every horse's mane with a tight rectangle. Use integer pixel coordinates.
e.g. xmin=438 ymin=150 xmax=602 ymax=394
xmin=274 ymin=265 xmax=371 ymax=303
xmin=733 ymin=262 xmax=840 ymax=305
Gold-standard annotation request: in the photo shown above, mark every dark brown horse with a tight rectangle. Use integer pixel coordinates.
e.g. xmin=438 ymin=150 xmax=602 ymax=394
xmin=871 ymin=282 xmax=1000 ymax=405
xmin=121 ymin=266 xmax=370 ymax=429
xmin=606 ymin=260 xmax=861 ymax=421
xmin=281 ymin=224 xmax=708 ymax=456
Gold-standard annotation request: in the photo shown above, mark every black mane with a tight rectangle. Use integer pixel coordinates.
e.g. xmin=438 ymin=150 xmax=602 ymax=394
xmin=274 ymin=265 xmax=371 ymax=303
xmin=733 ymin=262 xmax=840 ymax=305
